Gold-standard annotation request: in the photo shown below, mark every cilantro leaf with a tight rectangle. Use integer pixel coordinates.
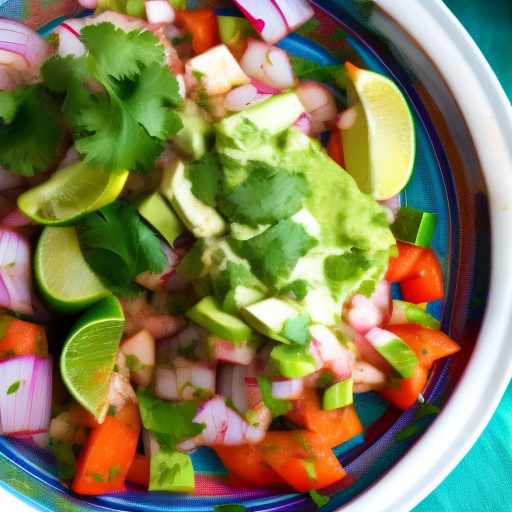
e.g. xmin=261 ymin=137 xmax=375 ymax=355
xmin=137 ymin=388 xmax=205 ymax=450
xmin=0 ymin=84 xmax=63 ymax=176
xmin=289 ymin=56 xmax=347 ymax=90
xmin=79 ymin=200 xmax=167 ymax=297
xmin=218 ymin=163 xmax=311 ymax=227
xmin=280 ymin=314 xmax=312 ymax=346
xmin=229 ymin=219 xmax=318 ymax=286
xmin=42 ymin=23 xmax=183 ymax=172
xmin=257 ymin=375 xmax=292 ymax=418
xmin=186 ymin=151 xmax=223 ymax=207
xmin=323 ymin=249 xmax=371 ymax=299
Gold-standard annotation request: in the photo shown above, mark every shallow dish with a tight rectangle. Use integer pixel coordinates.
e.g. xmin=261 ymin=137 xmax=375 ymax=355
xmin=1 ymin=0 xmax=512 ymax=511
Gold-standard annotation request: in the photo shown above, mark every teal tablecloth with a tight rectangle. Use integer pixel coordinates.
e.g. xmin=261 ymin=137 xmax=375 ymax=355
xmin=414 ymin=2 xmax=512 ymax=511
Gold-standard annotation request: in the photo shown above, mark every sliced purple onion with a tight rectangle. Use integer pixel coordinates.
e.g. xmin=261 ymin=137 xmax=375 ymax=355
xmin=0 ymin=228 xmax=34 ymax=315
xmin=233 ymin=0 xmax=313 ymax=44
xmin=0 ymin=355 xmax=53 ymax=436
xmin=0 ymin=167 xmax=25 ymax=191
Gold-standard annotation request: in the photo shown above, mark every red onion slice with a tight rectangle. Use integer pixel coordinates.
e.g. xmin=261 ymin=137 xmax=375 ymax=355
xmin=233 ymin=0 xmax=313 ymax=44
xmin=271 ymin=377 xmax=304 ymax=400
xmin=0 ymin=355 xmax=53 ymax=436
xmin=0 ymin=228 xmax=34 ymax=315
xmin=53 ymin=18 xmax=86 ymax=58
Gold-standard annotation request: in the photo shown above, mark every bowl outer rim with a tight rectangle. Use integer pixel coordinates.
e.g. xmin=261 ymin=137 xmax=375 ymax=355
xmin=339 ymin=0 xmax=512 ymax=511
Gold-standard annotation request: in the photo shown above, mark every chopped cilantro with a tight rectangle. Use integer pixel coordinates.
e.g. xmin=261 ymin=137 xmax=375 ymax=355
xmin=6 ymin=380 xmax=21 ymax=395
xmin=108 ymin=465 xmax=121 ymax=481
xmin=229 ymin=219 xmax=318 ymax=286
xmin=137 ymin=388 xmax=205 ymax=450
xmin=50 ymin=438 xmax=77 ymax=481
xmin=280 ymin=313 xmax=312 ymax=346
xmin=323 ymin=249 xmax=370 ymax=298
xmin=91 ymin=472 xmax=105 ymax=483
xmin=0 ymin=84 xmax=63 ymax=176
xmin=257 ymin=375 xmax=292 ymax=418
xmin=79 ymin=200 xmax=167 ymax=297
xmin=42 ymin=22 xmax=183 ymax=172
xmin=289 ymin=56 xmax=347 ymax=91
xmin=186 ymin=151 xmax=223 ymax=207
xmin=310 ymin=489 xmax=330 ymax=508
xmin=279 ymin=280 xmax=309 ymax=301
xmin=218 ymin=163 xmax=311 ymax=227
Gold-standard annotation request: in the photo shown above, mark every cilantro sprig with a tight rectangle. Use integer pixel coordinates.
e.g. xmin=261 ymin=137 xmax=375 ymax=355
xmin=1 ymin=22 xmax=183 ymax=177
xmin=78 ymin=200 xmax=167 ymax=297
xmin=42 ymin=22 xmax=183 ymax=172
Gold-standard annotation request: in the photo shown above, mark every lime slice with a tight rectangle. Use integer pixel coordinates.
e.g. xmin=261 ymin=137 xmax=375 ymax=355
xmin=340 ymin=62 xmax=415 ymax=200
xmin=60 ymin=295 xmax=125 ymax=419
xmin=17 ymin=161 xmax=129 ymax=226
xmin=35 ymin=226 xmax=110 ymax=315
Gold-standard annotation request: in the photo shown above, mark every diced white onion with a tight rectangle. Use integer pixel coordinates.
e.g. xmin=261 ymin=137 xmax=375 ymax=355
xmin=145 ymin=0 xmax=176 ymax=24
xmin=271 ymin=377 xmax=304 ymax=400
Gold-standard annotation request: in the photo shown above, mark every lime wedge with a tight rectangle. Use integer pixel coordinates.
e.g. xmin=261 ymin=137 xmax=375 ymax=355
xmin=17 ymin=161 xmax=129 ymax=226
xmin=60 ymin=295 xmax=125 ymax=419
xmin=35 ymin=226 xmax=110 ymax=315
xmin=341 ymin=62 xmax=415 ymax=200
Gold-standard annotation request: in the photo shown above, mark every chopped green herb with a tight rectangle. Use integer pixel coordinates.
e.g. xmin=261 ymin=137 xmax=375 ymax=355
xmin=108 ymin=465 xmax=122 ymax=480
xmin=257 ymin=375 xmax=292 ymax=418
xmin=91 ymin=472 xmax=105 ymax=483
xmin=79 ymin=201 xmax=167 ymax=297
xmin=310 ymin=489 xmax=330 ymax=508
xmin=6 ymin=380 xmax=21 ymax=395
xmin=280 ymin=313 xmax=312 ymax=346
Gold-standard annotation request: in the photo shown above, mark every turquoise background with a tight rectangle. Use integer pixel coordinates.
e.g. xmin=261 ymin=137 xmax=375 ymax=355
xmin=414 ymin=2 xmax=512 ymax=511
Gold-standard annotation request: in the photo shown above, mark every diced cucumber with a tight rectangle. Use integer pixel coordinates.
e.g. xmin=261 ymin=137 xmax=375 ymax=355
xmin=323 ymin=378 xmax=354 ymax=410
xmin=390 ymin=206 xmax=437 ymax=247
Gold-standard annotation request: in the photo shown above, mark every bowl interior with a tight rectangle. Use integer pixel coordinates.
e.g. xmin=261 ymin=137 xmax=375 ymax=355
xmin=0 ymin=1 xmax=490 ymax=511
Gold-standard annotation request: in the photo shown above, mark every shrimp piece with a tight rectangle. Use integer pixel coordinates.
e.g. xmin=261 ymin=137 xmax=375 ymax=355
xmin=345 ymin=280 xmax=392 ymax=335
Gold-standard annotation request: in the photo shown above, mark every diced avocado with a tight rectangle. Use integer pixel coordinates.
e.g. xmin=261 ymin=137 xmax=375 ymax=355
xmin=214 ymin=92 xmax=305 ymax=149
xmin=223 ymin=285 xmax=266 ymax=315
xmin=390 ymin=299 xmax=441 ymax=330
xmin=173 ymin=100 xmax=214 ymax=160
xmin=217 ymin=15 xmax=260 ymax=44
xmin=185 ymin=296 xmax=252 ymax=344
xmin=149 ymin=449 xmax=194 ymax=492
xmin=240 ymin=297 xmax=310 ymax=344
xmin=366 ymin=327 xmax=418 ymax=379
xmin=160 ymin=159 xmax=227 ymax=239
xmin=177 ymin=239 xmax=208 ymax=279
xmin=270 ymin=344 xmax=317 ymax=378
xmin=390 ymin=206 xmax=437 ymax=248
xmin=137 ymin=191 xmax=186 ymax=246
xmin=323 ymin=378 xmax=354 ymax=410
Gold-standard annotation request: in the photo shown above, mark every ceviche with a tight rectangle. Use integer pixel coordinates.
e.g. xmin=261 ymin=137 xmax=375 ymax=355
xmin=0 ymin=0 xmax=461 ymax=503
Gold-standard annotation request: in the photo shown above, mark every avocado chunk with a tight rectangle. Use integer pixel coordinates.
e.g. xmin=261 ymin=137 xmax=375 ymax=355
xmin=240 ymin=297 xmax=310 ymax=345
xmin=160 ymin=159 xmax=227 ymax=239
xmin=390 ymin=206 xmax=437 ymax=248
xmin=215 ymin=92 xmax=305 ymax=149
xmin=185 ymin=296 xmax=252 ymax=344
xmin=137 ymin=191 xmax=186 ymax=247
xmin=149 ymin=449 xmax=194 ymax=492
xmin=270 ymin=344 xmax=317 ymax=378
xmin=173 ymin=100 xmax=214 ymax=160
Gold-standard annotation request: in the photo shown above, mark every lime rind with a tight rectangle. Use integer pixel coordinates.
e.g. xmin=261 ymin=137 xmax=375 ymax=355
xmin=60 ymin=295 xmax=125 ymax=418
xmin=35 ymin=226 xmax=110 ymax=315
xmin=17 ymin=161 xmax=129 ymax=226
xmin=342 ymin=63 xmax=416 ymax=201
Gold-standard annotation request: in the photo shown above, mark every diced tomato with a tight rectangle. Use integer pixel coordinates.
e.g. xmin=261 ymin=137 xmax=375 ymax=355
xmin=255 ymin=430 xmax=346 ymax=492
xmin=385 ymin=241 xmax=444 ymax=304
xmin=386 ymin=323 xmax=460 ymax=369
xmin=399 ymin=248 xmax=444 ymax=303
xmin=327 ymin=126 xmax=344 ymax=167
xmin=126 ymin=453 xmax=150 ymax=488
xmin=285 ymin=386 xmax=363 ymax=448
xmin=385 ymin=240 xmax=423 ymax=283
xmin=113 ymin=400 xmax=142 ymax=431
xmin=68 ymin=401 xmax=100 ymax=430
xmin=378 ymin=365 xmax=428 ymax=410
xmin=71 ymin=415 xmax=139 ymax=495
xmin=0 ymin=315 xmax=47 ymax=359
xmin=174 ymin=9 xmax=221 ymax=55
xmin=213 ymin=444 xmax=288 ymax=487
